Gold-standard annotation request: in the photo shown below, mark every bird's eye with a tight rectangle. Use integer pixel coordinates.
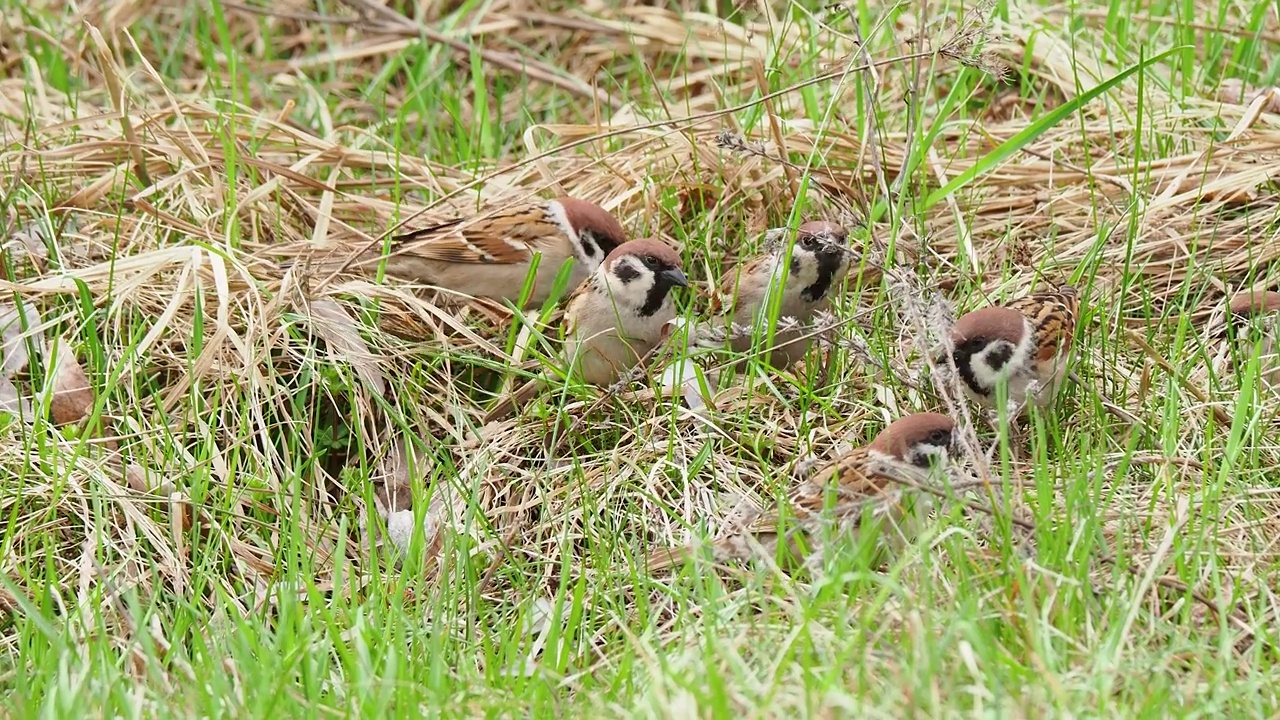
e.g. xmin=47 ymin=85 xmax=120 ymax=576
xmin=643 ymin=255 xmax=659 ymax=267
xmin=929 ymin=429 xmax=950 ymax=445
xmin=800 ymin=236 xmax=818 ymax=250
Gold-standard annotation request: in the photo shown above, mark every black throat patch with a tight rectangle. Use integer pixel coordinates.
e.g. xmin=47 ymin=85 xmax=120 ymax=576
xmin=577 ymin=229 xmax=619 ymax=264
xmin=576 ymin=230 xmax=599 ymax=262
xmin=639 ymin=273 xmax=678 ymax=317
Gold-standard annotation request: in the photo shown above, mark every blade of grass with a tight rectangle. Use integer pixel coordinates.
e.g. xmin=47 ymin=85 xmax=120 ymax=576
xmin=919 ymin=46 xmax=1185 ymax=213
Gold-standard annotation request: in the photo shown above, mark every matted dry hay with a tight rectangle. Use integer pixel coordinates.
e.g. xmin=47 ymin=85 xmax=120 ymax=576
xmin=1 ymin=0 xmax=1278 ymax=654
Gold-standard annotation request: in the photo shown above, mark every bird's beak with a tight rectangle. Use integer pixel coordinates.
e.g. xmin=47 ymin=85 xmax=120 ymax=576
xmin=661 ymin=268 xmax=689 ymax=288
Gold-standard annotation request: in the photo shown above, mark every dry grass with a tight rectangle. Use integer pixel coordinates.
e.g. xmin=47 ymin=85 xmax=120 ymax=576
xmin=3 ymin=0 xmax=1280 ymax=714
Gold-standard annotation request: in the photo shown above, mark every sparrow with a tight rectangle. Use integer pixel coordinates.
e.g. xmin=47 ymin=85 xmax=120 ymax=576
xmin=483 ymin=238 xmax=689 ymax=422
xmin=645 ymin=412 xmax=958 ymax=573
xmin=941 ymin=284 xmax=1080 ymax=413
xmin=1210 ymin=289 xmax=1280 ymax=387
xmin=347 ymin=196 xmax=628 ymax=307
xmin=698 ymin=220 xmax=855 ymax=369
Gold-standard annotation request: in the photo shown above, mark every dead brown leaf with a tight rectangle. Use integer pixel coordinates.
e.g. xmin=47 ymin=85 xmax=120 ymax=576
xmin=0 ymin=302 xmax=42 ymax=419
xmin=0 ymin=302 xmax=41 ymax=380
xmin=4 ymin=218 xmax=52 ymax=274
xmin=47 ymin=338 xmax=95 ymax=427
xmin=0 ymin=377 xmax=27 ymax=417
xmin=1216 ymin=79 xmax=1280 ymax=114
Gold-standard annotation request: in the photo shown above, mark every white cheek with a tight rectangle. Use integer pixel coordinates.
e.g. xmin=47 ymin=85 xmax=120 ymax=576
xmin=777 ymin=250 xmax=817 ymax=280
xmin=603 ymin=264 xmax=655 ymax=309
xmin=794 ymin=253 xmax=821 ymax=288
xmin=762 ymin=252 xmax=815 ymax=300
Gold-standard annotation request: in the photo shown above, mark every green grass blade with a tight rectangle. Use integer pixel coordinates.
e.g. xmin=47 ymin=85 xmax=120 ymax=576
xmin=921 ymin=45 xmax=1186 ymax=212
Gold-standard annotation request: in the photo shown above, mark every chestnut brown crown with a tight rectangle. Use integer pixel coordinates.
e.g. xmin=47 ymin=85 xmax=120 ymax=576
xmin=867 ymin=412 xmax=958 ymax=469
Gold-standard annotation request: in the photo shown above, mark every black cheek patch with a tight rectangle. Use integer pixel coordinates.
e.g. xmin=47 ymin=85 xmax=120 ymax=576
xmin=613 ymin=261 xmax=640 ymax=284
xmin=985 ymin=343 xmax=1014 ymax=371
xmin=577 ymin=230 xmax=599 ymax=260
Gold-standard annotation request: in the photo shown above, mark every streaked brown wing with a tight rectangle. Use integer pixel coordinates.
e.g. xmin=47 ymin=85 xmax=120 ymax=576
xmin=740 ymin=450 xmax=885 ymax=537
xmin=389 ymin=202 xmax=557 ymax=265
xmin=1008 ymin=285 xmax=1079 ymax=362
